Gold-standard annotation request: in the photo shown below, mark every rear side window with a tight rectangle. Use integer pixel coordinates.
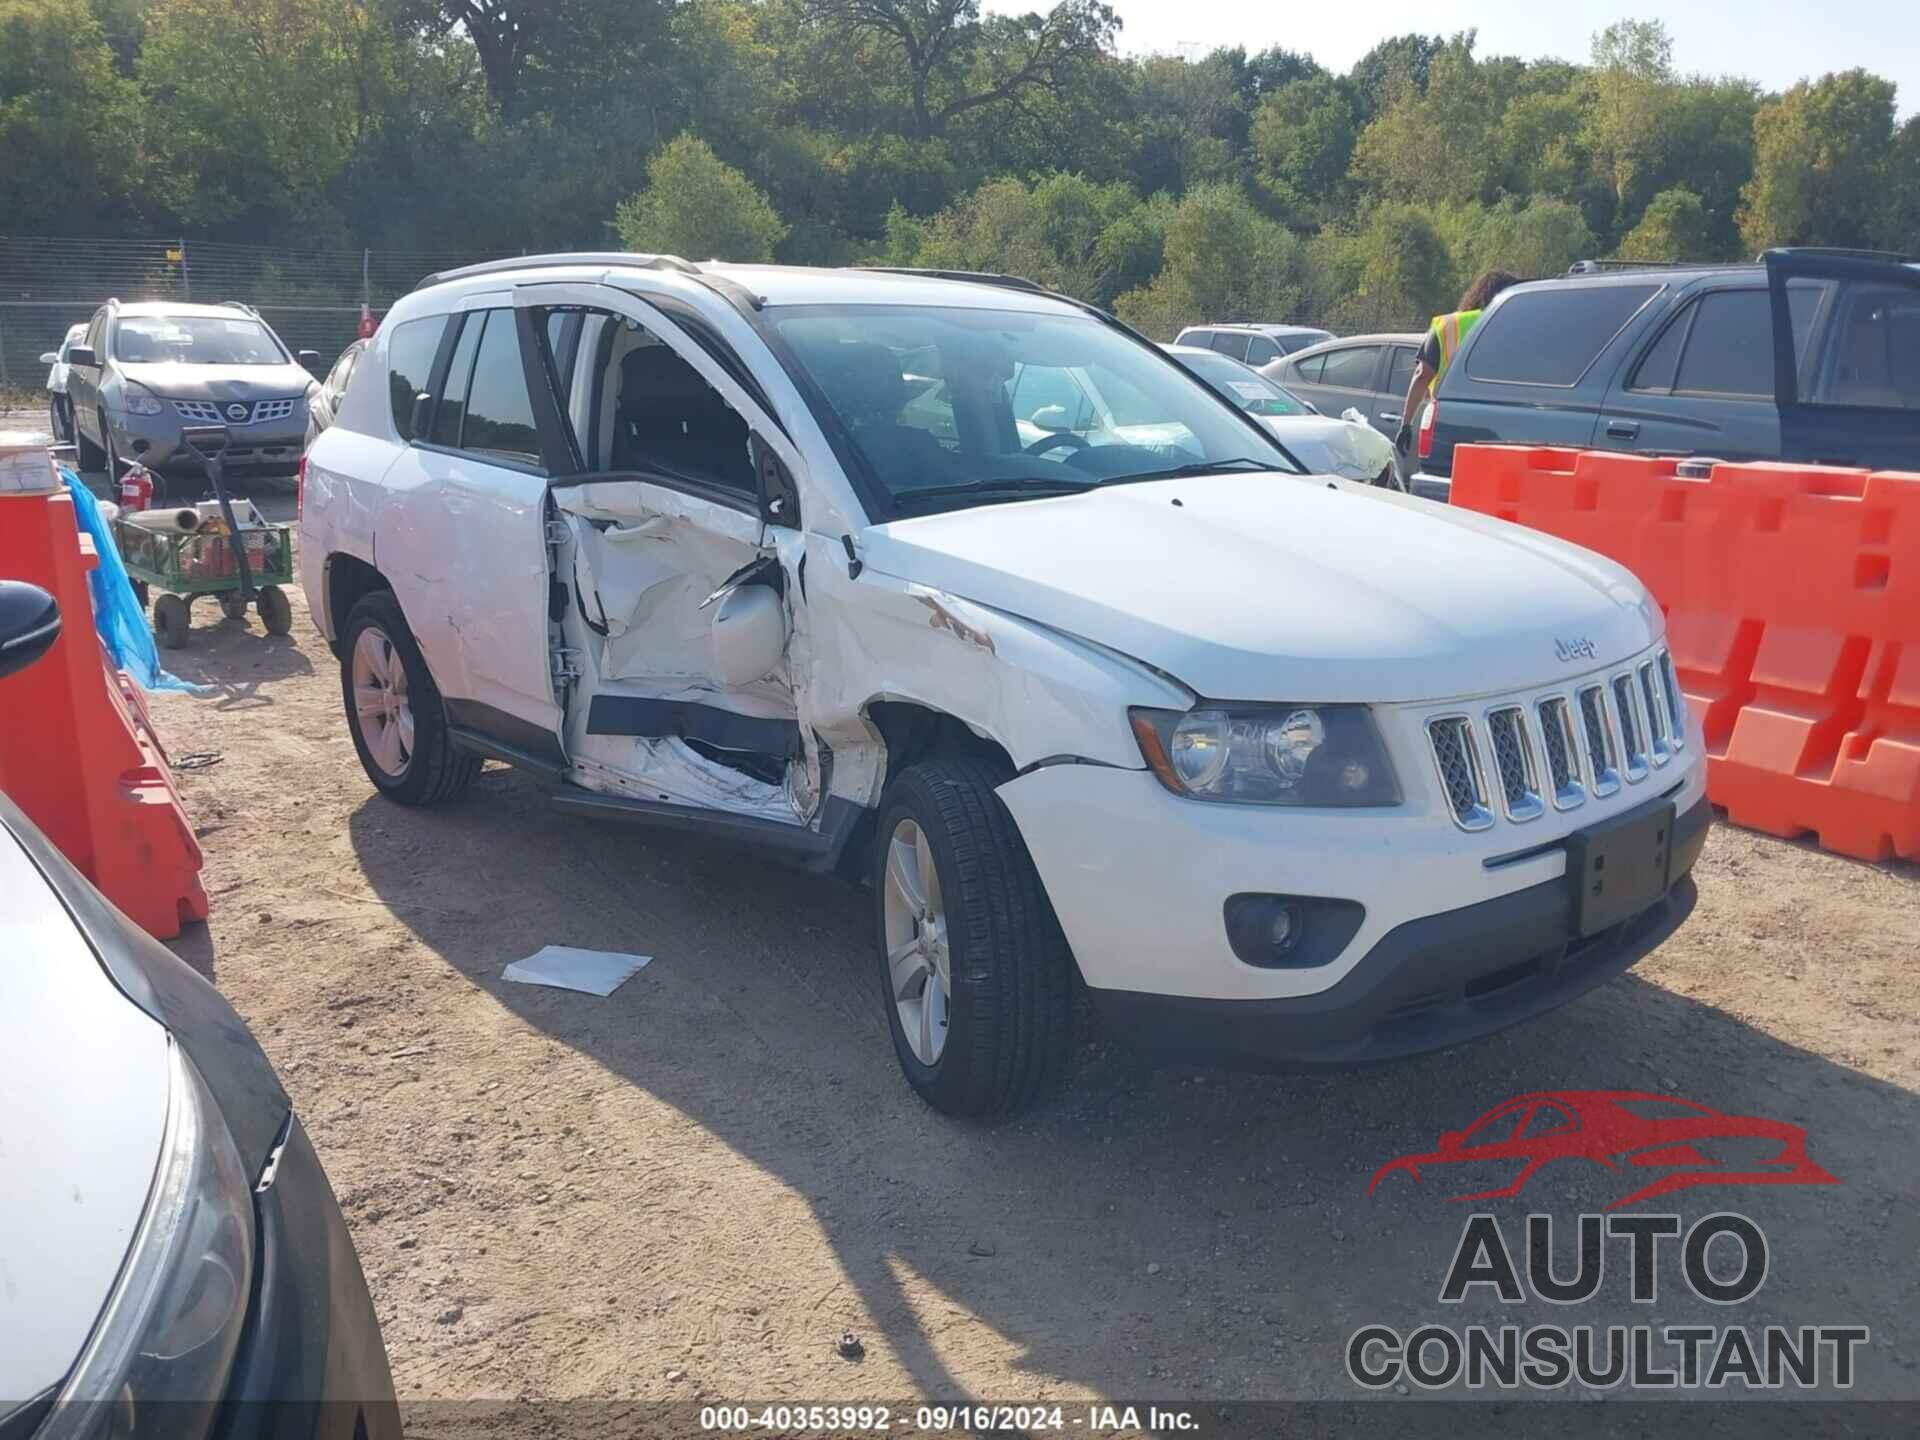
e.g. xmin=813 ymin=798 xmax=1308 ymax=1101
xmin=1386 ymin=346 xmax=1418 ymax=398
xmin=1319 ymin=345 xmax=1381 ymax=390
xmin=387 ymin=316 xmax=445 ymax=440
xmin=430 ymin=314 xmax=485 ymax=446
xmin=458 ymin=310 xmax=542 ymax=465
xmin=1641 ymin=290 xmax=1774 ymax=397
xmin=1466 ymin=285 xmax=1659 ymax=387
xmin=1210 ymin=332 xmax=1251 ymax=361
xmin=1807 ymin=280 xmax=1920 ymax=410
xmin=1245 ymin=335 xmax=1281 ymax=366
xmin=1293 ymin=353 xmax=1326 ymax=383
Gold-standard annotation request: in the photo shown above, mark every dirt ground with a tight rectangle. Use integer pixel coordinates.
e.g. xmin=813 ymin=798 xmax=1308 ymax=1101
xmin=20 ymin=424 xmax=1920 ymax=1425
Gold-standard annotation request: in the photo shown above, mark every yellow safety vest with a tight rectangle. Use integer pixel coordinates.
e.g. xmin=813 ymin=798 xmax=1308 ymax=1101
xmin=1426 ymin=308 xmax=1484 ymax=391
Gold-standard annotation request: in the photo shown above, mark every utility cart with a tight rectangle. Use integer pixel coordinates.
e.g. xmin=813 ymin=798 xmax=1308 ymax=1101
xmin=112 ymin=426 xmax=295 ymax=648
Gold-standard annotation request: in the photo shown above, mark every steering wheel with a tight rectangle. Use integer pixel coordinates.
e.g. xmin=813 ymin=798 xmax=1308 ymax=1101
xmin=1024 ymin=430 xmax=1090 ymax=456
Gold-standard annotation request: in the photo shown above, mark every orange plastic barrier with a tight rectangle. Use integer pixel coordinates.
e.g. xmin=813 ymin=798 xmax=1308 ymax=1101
xmin=1451 ymin=445 xmax=1920 ymax=863
xmin=0 ymin=486 xmax=209 ymax=938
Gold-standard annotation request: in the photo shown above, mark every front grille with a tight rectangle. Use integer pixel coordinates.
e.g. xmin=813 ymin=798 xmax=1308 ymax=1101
xmin=1485 ymin=707 xmax=1543 ymax=821
xmin=1427 ymin=647 xmax=1682 ymax=831
xmin=1427 ymin=716 xmax=1493 ymax=831
xmin=170 ymin=397 xmax=299 ymax=425
xmin=1612 ymin=674 xmax=1649 ymax=781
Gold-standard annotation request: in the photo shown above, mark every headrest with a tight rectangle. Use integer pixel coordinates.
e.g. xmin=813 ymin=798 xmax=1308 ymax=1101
xmin=804 ymin=341 xmax=906 ymax=427
xmin=620 ymin=344 xmax=714 ymax=407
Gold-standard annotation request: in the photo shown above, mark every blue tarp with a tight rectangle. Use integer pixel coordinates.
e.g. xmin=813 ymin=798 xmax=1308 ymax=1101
xmin=58 ymin=466 xmax=203 ymax=693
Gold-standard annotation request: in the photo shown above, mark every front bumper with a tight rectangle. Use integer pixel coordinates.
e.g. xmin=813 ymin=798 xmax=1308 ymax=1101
xmin=106 ymin=409 xmax=305 ymax=475
xmin=1090 ymin=794 xmax=1708 ymax=1069
xmin=215 ymin=1116 xmax=399 ymax=1439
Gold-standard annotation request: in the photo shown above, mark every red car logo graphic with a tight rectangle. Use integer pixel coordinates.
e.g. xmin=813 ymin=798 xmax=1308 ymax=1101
xmin=1367 ymin=1091 xmax=1839 ymax=1209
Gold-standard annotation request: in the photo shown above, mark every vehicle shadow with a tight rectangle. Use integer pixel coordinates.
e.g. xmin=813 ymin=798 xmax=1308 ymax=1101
xmin=343 ymin=779 xmax=1919 ymax=1411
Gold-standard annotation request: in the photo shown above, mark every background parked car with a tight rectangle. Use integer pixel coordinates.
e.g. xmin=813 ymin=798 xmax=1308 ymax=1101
xmin=40 ymin=322 xmax=88 ymax=444
xmin=1174 ymin=323 xmax=1333 ymax=367
xmin=64 ymin=299 xmax=322 ymax=490
xmin=1162 ymin=344 xmax=1400 ymax=486
xmin=0 ymin=583 xmax=399 ymax=1440
xmin=1409 ymin=249 xmax=1920 ymax=501
xmin=306 ymin=337 xmax=366 ymax=447
xmin=1264 ymin=332 xmax=1424 ymax=478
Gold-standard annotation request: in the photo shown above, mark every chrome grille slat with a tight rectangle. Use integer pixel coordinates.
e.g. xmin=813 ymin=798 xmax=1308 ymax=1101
xmin=1427 ymin=716 xmax=1493 ymax=831
xmin=1658 ymin=648 xmax=1686 ymax=751
xmin=1639 ymin=660 xmax=1673 ymax=766
xmin=1535 ymin=697 xmax=1585 ymax=810
xmin=1484 ymin=706 xmax=1544 ymax=822
xmin=1577 ymin=685 xmax=1622 ymax=797
xmin=170 ymin=397 xmax=299 ymax=425
xmin=1611 ymin=674 xmax=1649 ymax=782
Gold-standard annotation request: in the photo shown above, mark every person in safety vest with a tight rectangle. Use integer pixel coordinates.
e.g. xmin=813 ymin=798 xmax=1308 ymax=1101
xmin=1395 ymin=269 xmax=1519 ymax=455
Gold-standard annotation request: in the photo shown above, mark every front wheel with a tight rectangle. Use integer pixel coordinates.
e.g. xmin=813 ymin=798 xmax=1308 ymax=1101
xmin=339 ymin=591 xmax=480 ymax=805
xmin=872 ymin=756 xmax=1073 ymax=1117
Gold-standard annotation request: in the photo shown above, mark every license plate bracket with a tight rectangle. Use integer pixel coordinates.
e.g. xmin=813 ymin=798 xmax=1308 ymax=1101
xmin=1567 ymin=799 xmax=1675 ymax=937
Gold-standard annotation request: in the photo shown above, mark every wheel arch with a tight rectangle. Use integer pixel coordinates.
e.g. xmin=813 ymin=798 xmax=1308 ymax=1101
xmin=323 ymin=552 xmax=392 ymax=659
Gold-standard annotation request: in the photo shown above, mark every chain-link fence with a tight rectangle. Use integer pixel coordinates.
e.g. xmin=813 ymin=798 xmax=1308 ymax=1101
xmin=0 ymin=236 xmax=499 ymax=389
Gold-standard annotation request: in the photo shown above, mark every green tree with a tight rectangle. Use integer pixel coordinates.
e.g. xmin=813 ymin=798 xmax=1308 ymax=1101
xmin=1888 ymin=115 xmax=1920 ymax=255
xmin=137 ymin=0 xmax=389 ymax=232
xmin=1351 ymin=34 xmax=1501 ymax=206
xmin=1114 ymin=184 xmax=1304 ymax=339
xmin=1583 ymin=18 xmax=1674 ymax=226
xmin=1251 ymin=74 xmax=1359 ymax=211
xmin=1347 ymin=32 xmax=1443 ymax=123
xmin=0 ymin=0 xmax=142 ymax=231
xmin=1617 ymin=186 xmax=1711 ymax=259
xmin=613 ymin=135 xmax=789 ymax=262
xmin=1740 ymin=69 xmax=1898 ymax=252
xmin=1309 ymin=203 xmax=1453 ymax=333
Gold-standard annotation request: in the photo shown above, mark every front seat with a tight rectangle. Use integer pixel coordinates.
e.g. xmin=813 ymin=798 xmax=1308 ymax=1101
xmin=613 ymin=344 xmax=751 ymax=487
xmin=805 ymin=341 xmax=957 ymax=489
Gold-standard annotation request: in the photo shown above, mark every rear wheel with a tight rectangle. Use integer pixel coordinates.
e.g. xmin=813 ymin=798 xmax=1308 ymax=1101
xmin=339 ymin=591 xmax=479 ymax=805
xmin=872 ymin=755 xmax=1073 ymax=1117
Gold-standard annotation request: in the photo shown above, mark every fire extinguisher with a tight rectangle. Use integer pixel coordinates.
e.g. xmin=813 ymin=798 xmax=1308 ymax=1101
xmin=118 ymin=463 xmax=154 ymax=513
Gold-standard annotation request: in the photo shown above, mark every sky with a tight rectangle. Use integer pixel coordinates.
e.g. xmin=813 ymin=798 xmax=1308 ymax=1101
xmin=985 ymin=0 xmax=1919 ymax=116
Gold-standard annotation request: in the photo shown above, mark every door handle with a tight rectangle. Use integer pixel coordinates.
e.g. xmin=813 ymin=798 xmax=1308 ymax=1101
xmin=1378 ymin=410 xmax=1402 ymax=422
xmin=1606 ymin=420 xmax=1640 ymax=439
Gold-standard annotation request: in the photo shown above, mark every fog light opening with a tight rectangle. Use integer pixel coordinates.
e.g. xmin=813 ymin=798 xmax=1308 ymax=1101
xmin=1224 ymin=893 xmax=1366 ymax=971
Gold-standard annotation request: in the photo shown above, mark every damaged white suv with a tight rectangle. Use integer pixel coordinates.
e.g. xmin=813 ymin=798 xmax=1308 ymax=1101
xmin=300 ymin=255 xmax=1709 ymax=1116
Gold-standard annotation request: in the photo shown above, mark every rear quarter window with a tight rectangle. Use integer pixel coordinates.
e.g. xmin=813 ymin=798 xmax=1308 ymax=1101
xmin=387 ymin=316 xmax=447 ymax=440
xmin=1465 ymin=285 xmax=1661 ymax=387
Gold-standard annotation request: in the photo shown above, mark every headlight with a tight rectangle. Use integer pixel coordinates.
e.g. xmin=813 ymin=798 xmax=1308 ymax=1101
xmin=118 ymin=386 xmax=164 ymax=416
xmin=1129 ymin=703 xmax=1401 ymax=806
xmin=41 ymin=1044 xmax=255 ymax=1440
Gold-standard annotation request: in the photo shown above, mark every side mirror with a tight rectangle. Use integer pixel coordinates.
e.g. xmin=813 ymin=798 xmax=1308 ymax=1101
xmin=0 ymin=582 xmax=61 ymax=680
xmin=1030 ymin=403 xmax=1072 ymax=433
xmin=409 ymin=391 xmax=434 ymax=440
xmin=297 ymin=349 xmax=323 ymax=377
xmin=68 ymin=345 xmax=97 ymax=368
xmin=1302 ymin=402 xmax=1319 ymax=415
xmin=40 ymin=352 xmax=60 ymax=365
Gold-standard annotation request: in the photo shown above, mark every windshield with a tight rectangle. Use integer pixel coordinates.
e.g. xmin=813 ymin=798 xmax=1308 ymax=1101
xmin=1172 ymin=351 xmax=1313 ymax=417
xmin=113 ymin=315 xmax=286 ymax=366
xmin=769 ymin=305 xmax=1298 ymax=514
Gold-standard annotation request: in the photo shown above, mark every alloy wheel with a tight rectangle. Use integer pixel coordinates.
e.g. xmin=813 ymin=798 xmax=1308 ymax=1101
xmin=882 ymin=818 xmax=951 ymax=1065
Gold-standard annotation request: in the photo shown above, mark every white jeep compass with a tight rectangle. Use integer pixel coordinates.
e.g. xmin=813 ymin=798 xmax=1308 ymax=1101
xmin=299 ymin=255 xmax=1709 ymax=1116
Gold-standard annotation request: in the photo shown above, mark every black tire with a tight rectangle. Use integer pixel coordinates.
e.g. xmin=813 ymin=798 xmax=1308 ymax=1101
xmin=73 ymin=407 xmax=106 ymax=471
xmin=131 ymin=579 xmax=149 ymax=611
xmin=219 ymin=592 xmax=250 ymax=621
xmin=339 ymin=590 xmax=480 ymax=805
xmin=50 ymin=396 xmax=70 ymax=444
xmin=255 ymin=585 xmax=293 ymax=635
xmin=152 ymin=593 xmax=190 ymax=648
xmin=871 ymin=755 xmax=1073 ymax=1117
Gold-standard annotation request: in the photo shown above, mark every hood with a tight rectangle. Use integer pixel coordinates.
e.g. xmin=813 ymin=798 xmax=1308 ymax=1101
xmin=1261 ymin=414 xmax=1395 ymax=482
xmin=118 ymin=361 xmax=314 ymax=404
xmin=860 ymin=472 xmax=1660 ymax=704
xmin=0 ymin=824 xmax=170 ymax=1405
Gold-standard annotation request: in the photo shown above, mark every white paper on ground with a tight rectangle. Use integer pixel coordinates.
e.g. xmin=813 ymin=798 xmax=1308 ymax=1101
xmin=501 ymin=946 xmax=652 ymax=997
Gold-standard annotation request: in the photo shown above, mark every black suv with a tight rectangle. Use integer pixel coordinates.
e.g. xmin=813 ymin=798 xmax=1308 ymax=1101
xmin=1411 ymin=249 xmax=1920 ymax=501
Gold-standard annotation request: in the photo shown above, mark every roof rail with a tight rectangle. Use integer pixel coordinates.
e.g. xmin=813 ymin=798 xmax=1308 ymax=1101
xmin=858 ymin=266 xmax=1048 ymax=295
xmin=1566 ymin=259 xmax=1724 ymax=274
xmin=219 ymin=300 xmax=260 ymax=316
xmin=414 ymin=252 xmax=702 ymax=291
xmin=1761 ymin=245 xmax=1918 ymax=264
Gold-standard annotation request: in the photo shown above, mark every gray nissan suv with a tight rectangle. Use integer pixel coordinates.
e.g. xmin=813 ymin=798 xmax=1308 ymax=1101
xmin=65 ymin=299 xmax=321 ymax=487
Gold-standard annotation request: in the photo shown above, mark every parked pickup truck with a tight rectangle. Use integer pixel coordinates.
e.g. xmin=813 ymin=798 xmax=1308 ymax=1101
xmin=299 ymin=256 xmax=1710 ymax=1115
xmin=1411 ymin=249 xmax=1920 ymax=501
